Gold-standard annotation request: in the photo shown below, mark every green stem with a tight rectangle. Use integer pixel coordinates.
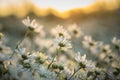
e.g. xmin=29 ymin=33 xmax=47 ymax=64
xmin=47 ymin=54 xmax=57 ymax=69
xmin=103 ymin=54 xmax=108 ymax=61
xmin=68 ymin=67 xmax=81 ymax=80
xmin=47 ymin=49 xmax=59 ymax=69
xmin=9 ymin=30 xmax=29 ymax=59
xmin=56 ymin=70 xmax=61 ymax=79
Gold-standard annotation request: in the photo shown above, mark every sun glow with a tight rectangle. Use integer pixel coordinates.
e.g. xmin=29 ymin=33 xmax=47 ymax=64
xmin=0 ymin=0 xmax=119 ymax=18
xmin=31 ymin=0 xmax=95 ymax=12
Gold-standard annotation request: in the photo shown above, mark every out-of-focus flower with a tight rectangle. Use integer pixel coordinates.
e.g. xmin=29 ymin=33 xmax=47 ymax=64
xmin=28 ymin=52 xmax=47 ymax=60
xmin=82 ymin=36 xmax=98 ymax=49
xmin=112 ymin=37 xmax=120 ymax=50
xmin=50 ymin=25 xmax=71 ymax=39
xmin=93 ymin=67 xmax=105 ymax=80
xmin=8 ymin=64 xmax=32 ymax=80
xmin=101 ymin=44 xmax=111 ymax=54
xmin=15 ymin=47 xmax=26 ymax=55
xmin=37 ymin=65 xmax=57 ymax=79
xmin=75 ymin=52 xmax=95 ymax=71
xmin=35 ymin=52 xmax=48 ymax=64
xmin=14 ymin=47 xmax=29 ymax=60
xmin=0 ymin=32 xmax=4 ymax=39
xmin=96 ymin=42 xmax=112 ymax=60
xmin=25 ymin=51 xmax=49 ymax=65
xmin=0 ymin=42 xmax=11 ymax=54
xmin=67 ymin=24 xmax=83 ymax=38
xmin=82 ymin=36 xmax=102 ymax=55
xmin=54 ymin=36 xmax=72 ymax=51
xmin=37 ymin=52 xmax=48 ymax=60
xmin=75 ymin=52 xmax=86 ymax=64
xmin=22 ymin=16 xmax=43 ymax=33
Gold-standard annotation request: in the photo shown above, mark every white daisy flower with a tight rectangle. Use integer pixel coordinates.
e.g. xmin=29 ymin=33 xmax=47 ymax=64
xmin=22 ymin=16 xmax=43 ymax=33
xmin=75 ymin=52 xmax=95 ymax=71
xmin=0 ymin=41 xmax=12 ymax=54
xmin=15 ymin=47 xmax=26 ymax=55
xmin=112 ymin=37 xmax=120 ymax=50
xmin=75 ymin=52 xmax=87 ymax=64
xmin=67 ymin=24 xmax=83 ymax=38
xmin=82 ymin=36 xmax=98 ymax=49
xmin=54 ymin=36 xmax=72 ymax=51
xmin=51 ymin=25 xmax=71 ymax=39
xmin=93 ymin=67 xmax=105 ymax=80
xmin=99 ymin=43 xmax=111 ymax=54
xmin=37 ymin=65 xmax=57 ymax=79
xmin=8 ymin=64 xmax=32 ymax=80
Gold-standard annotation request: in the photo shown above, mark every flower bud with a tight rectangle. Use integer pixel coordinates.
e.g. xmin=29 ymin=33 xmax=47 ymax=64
xmin=58 ymin=65 xmax=64 ymax=70
xmin=39 ymin=59 xmax=45 ymax=64
xmin=24 ymin=63 xmax=30 ymax=68
xmin=52 ymin=63 xmax=58 ymax=69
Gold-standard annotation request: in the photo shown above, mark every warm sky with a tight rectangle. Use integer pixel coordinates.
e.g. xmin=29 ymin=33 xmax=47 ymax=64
xmin=0 ymin=0 xmax=119 ymax=18
xmin=31 ymin=0 xmax=95 ymax=12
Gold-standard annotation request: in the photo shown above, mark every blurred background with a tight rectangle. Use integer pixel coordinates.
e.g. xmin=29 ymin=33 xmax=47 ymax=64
xmin=0 ymin=0 xmax=120 ymax=49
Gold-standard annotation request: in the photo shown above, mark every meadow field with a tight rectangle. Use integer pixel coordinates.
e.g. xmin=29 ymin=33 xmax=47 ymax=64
xmin=0 ymin=0 xmax=120 ymax=80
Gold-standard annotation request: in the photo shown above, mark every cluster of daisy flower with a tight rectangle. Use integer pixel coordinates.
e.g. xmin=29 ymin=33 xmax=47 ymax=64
xmin=0 ymin=16 xmax=120 ymax=80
